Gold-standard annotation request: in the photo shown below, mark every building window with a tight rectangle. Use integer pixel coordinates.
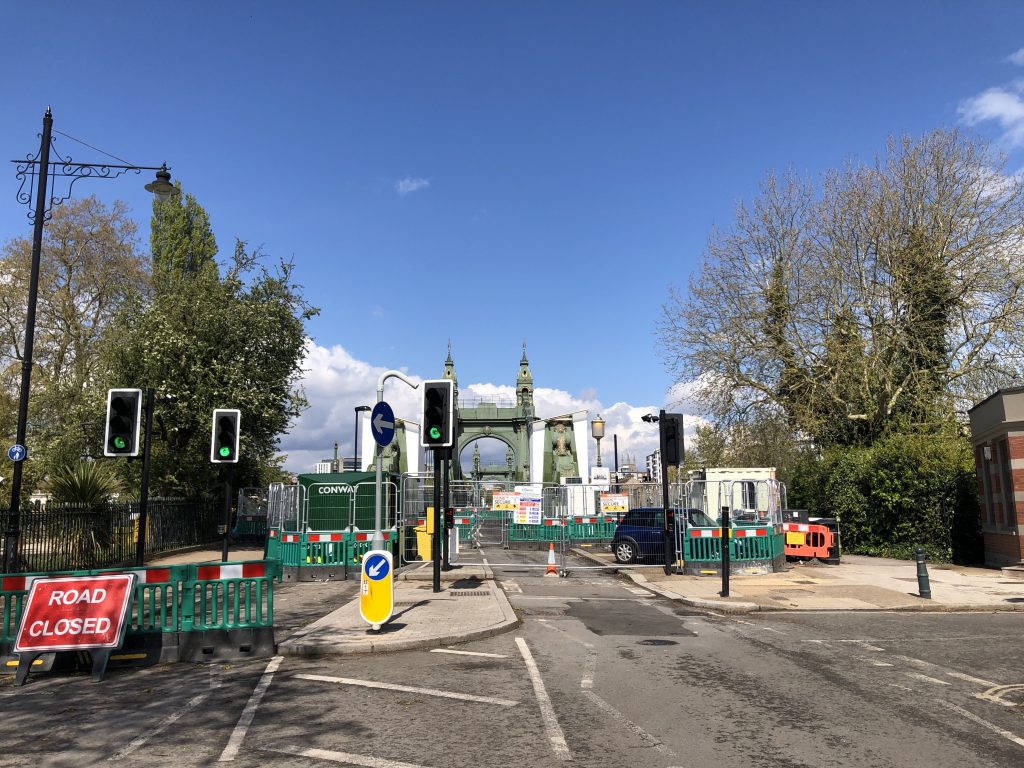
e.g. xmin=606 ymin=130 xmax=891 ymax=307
xmin=998 ymin=438 xmax=1016 ymax=528
xmin=978 ymin=447 xmax=995 ymax=526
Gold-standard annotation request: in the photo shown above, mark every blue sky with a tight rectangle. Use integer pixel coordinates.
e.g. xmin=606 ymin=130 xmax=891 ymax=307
xmin=2 ymin=2 xmax=1024 ymax=473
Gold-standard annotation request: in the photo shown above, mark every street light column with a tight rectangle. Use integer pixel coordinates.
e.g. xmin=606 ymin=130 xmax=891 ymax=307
xmin=2 ymin=108 xmax=177 ymax=574
xmin=2 ymin=109 xmax=51 ymax=573
xmin=591 ymin=414 xmax=605 ymax=470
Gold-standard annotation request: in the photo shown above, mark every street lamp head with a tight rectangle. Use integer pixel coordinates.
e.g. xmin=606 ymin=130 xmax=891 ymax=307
xmin=591 ymin=414 xmax=605 ymax=439
xmin=641 ymin=413 xmax=657 ymax=423
xmin=144 ymin=164 xmax=179 ymax=200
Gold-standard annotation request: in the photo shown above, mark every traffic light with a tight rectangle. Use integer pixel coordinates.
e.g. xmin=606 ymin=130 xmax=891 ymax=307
xmin=104 ymin=389 xmax=142 ymax=457
xmin=662 ymin=413 xmax=683 ymax=465
xmin=444 ymin=508 xmax=454 ymax=531
xmin=210 ymin=409 xmax=241 ymax=463
xmin=421 ymin=380 xmax=454 ymax=448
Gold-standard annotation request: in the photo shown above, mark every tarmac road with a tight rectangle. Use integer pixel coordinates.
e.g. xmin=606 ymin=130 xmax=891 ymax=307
xmin=3 ymin=549 xmax=1023 ymax=767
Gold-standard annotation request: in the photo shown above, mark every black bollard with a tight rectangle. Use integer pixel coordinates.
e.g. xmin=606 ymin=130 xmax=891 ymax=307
xmin=916 ymin=546 xmax=931 ymax=599
xmin=720 ymin=506 xmax=731 ymax=598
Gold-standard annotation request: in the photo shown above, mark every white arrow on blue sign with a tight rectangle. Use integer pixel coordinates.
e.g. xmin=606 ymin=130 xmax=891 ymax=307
xmin=370 ymin=401 xmax=396 ymax=448
xmin=364 ymin=552 xmax=390 ymax=581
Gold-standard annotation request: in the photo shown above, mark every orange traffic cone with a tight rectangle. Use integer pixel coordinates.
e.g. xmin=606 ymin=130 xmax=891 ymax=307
xmin=545 ymin=542 xmax=558 ymax=576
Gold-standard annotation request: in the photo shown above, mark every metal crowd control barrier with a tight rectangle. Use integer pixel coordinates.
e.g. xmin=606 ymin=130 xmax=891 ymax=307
xmin=675 ymin=479 xmax=787 ymax=575
xmin=265 ymin=480 xmax=400 ymax=580
xmin=1 ymin=560 xmax=279 ymax=668
xmin=235 ymin=487 xmax=269 ymax=542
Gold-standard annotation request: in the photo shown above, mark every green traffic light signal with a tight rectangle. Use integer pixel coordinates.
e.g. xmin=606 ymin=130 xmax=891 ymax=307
xmin=429 ymin=426 xmax=441 ymax=440
xmin=219 ymin=446 xmax=231 ymax=458
xmin=113 ymin=436 xmax=127 ymax=450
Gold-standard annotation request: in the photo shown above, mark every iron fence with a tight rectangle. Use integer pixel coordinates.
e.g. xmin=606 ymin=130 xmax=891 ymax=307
xmin=0 ymin=497 xmax=218 ymax=573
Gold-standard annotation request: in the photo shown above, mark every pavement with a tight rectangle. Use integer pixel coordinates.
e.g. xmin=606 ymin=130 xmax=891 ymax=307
xmin=147 ymin=544 xmax=1024 ymax=659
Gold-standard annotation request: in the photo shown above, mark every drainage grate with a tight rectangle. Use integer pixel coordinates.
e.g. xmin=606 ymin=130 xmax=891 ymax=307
xmin=450 ymin=590 xmax=490 ymax=597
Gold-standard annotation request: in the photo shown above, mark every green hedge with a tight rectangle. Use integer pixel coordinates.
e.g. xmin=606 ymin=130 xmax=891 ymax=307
xmin=789 ymin=431 xmax=982 ymax=563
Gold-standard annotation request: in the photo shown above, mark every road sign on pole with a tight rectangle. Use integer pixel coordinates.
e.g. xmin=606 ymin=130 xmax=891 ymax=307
xmin=370 ymin=401 xmax=396 ymax=448
xmin=359 ymin=550 xmax=394 ymax=630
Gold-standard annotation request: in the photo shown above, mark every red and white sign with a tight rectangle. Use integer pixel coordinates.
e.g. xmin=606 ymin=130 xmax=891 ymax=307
xmin=14 ymin=573 xmax=136 ymax=654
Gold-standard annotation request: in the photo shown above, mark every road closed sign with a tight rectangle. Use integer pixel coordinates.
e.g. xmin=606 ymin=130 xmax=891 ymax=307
xmin=14 ymin=573 xmax=136 ymax=654
xmin=359 ymin=550 xmax=394 ymax=629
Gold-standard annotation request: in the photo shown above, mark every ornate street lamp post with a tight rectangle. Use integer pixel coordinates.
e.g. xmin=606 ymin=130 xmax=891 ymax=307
xmin=591 ymin=414 xmax=605 ymax=468
xmin=3 ymin=108 xmax=177 ymax=573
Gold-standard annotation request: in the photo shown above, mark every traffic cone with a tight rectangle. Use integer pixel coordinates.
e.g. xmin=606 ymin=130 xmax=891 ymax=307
xmin=545 ymin=542 xmax=558 ymax=576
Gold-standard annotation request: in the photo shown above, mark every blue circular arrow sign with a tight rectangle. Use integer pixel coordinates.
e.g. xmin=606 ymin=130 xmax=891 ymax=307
xmin=7 ymin=444 xmax=26 ymax=462
xmin=363 ymin=552 xmax=390 ymax=581
xmin=370 ymin=401 xmax=396 ymax=448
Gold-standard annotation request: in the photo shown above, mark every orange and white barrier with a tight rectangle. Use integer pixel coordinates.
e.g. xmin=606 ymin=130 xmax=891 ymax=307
xmin=783 ymin=522 xmax=835 ymax=560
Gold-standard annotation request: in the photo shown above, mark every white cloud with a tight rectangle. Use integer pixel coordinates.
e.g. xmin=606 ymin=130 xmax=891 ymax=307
xmin=1008 ymin=48 xmax=1024 ymax=66
xmin=394 ymin=176 xmax=430 ymax=196
xmin=277 ymin=341 xmax=699 ymax=476
xmin=960 ymin=83 xmax=1024 ymax=146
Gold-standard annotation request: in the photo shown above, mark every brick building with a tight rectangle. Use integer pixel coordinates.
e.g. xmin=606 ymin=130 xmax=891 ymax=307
xmin=967 ymin=387 xmax=1024 ymax=567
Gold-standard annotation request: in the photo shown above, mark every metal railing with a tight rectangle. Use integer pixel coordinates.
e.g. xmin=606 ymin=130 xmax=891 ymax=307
xmin=0 ymin=498 xmax=218 ymax=573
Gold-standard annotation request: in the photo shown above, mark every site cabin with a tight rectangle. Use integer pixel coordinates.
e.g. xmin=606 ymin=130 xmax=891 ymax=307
xmin=684 ymin=467 xmax=783 ymax=524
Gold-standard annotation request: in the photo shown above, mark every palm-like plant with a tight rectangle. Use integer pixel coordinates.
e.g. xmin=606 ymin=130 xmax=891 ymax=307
xmin=49 ymin=461 xmax=122 ymax=504
xmin=49 ymin=461 xmax=123 ymax=565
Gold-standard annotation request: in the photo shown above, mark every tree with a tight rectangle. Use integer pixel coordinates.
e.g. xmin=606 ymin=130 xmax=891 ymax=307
xmin=660 ymin=130 xmax=1024 ymax=448
xmin=102 ymin=230 xmax=317 ymax=497
xmin=150 ymin=187 xmax=218 ymax=286
xmin=0 ymin=196 xmax=147 ymax=484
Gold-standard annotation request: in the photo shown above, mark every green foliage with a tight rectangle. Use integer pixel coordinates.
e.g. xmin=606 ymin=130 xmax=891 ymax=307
xmin=48 ymin=461 xmax=122 ymax=505
xmin=102 ymin=234 xmax=317 ymax=498
xmin=150 ymin=187 xmax=219 ymax=287
xmin=788 ymin=428 xmax=981 ymax=563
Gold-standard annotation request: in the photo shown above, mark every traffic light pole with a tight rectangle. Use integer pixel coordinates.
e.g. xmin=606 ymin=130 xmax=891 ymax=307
xmin=135 ymin=388 xmax=155 ymax=567
xmin=432 ymin=450 xmax=441 ymax=593
xmin=442 ymin=448 xmax=451 ymax=571
xmin=658 ymin=409 xmax=675 ymax=576
xmin=221 ymin=465 xmax=234 ymax=562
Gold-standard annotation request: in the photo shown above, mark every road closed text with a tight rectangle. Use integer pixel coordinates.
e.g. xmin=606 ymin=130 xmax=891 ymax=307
xmin=14 ymin=574 xmax=136 ymax=653
xmin=27 ymin=616 xmax=113 ymax=637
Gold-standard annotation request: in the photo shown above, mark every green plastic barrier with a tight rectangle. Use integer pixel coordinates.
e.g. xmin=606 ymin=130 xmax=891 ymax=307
xmin=1 ymin=560 xmax=277 ymax=648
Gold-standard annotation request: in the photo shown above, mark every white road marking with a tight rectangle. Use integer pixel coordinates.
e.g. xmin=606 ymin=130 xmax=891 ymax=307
xmin=940 ymin=700 xmax=1024 ymax=748
xmin=218 ymin=655 xmax=283 ymax=762
xmin=837 ymin=640 xmax=885 ymax=651
xmin=905 ymin=672 xmax=950 ymax=686
xmin=270 ymin=745 xmax=432 ymax=768
xmin=580 ymin=650 xmax=598 ymax=690
xmin=581 ymin=689 xmax=675 ymax=756
xmin=947 ymin=671 xmax=999 ymax=687
xmin=856 ymin=657 xmax=894 ymax=667
xmin=890 ymin=654 xmax=997 ymax=687
xmin=513 ymin=596 xmax=650 ymax=602
xmin=294 ymin=673 xmax=519 ymax=707
xmin=429 ymin=649 xmax=507 ymax=659
xmin=977 ymin=683 xmax=1024 ymax=707
xmin=111 ymin=670 xmax=220 ymax=761
xmin=515 ymin=637 xmax=571 ymax=760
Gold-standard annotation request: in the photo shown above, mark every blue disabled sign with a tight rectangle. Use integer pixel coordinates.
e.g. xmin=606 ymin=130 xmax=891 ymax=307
xmin=7 ymin=444 xmax=26 ymax=462
xmin=370 ymin=401 xmax=396 ymax=448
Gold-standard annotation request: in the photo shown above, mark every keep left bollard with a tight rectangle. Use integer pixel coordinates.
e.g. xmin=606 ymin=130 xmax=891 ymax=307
xmin=915 ymin=546 xmax=931 ymax=599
